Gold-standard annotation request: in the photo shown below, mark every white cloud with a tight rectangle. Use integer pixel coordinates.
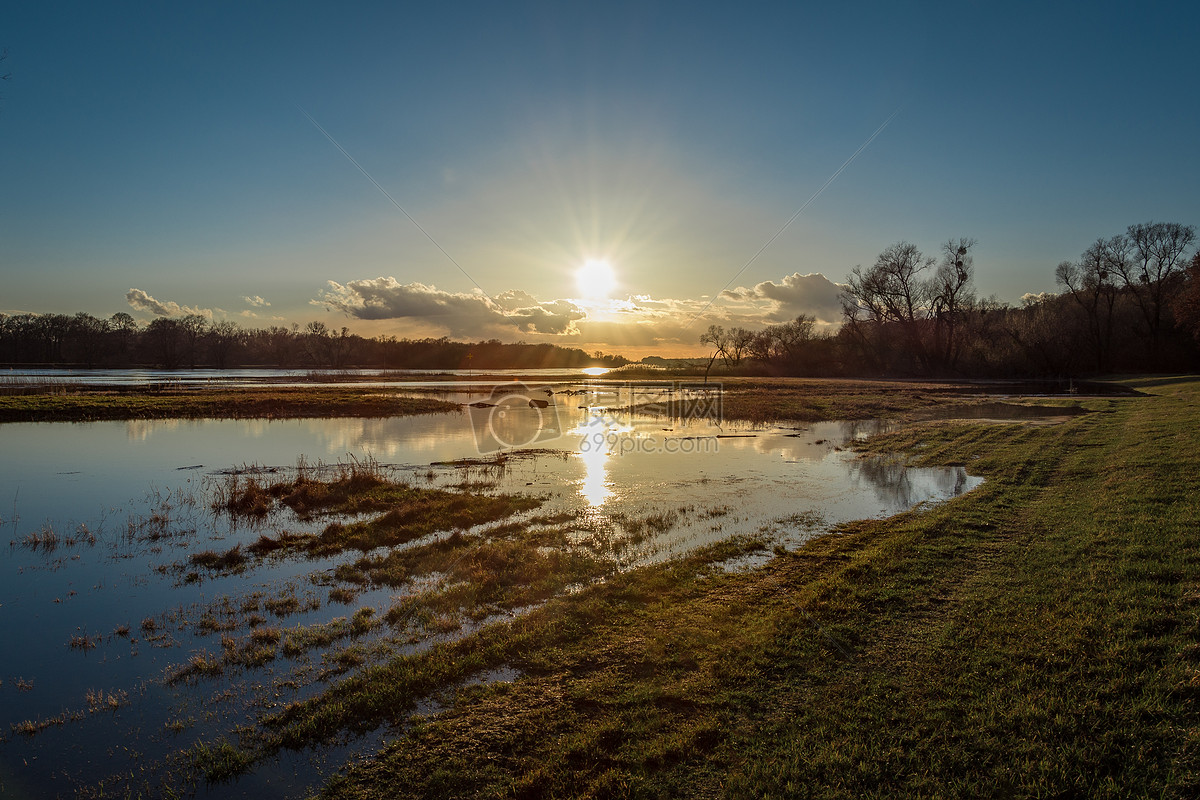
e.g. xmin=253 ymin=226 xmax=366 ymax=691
xmin=310 ymin=271 xmax=846 ymax=354
xmin=314 ymin=278 xmax=586 ymax=337
xmin=720 ymin=272 xmax=845 ymax=325
xmin=125 ymin=289 xmax=213 ymax=319
xmin=1021 ymin=291 xmax=1057 ymax=306
xmin=243 ymin=295 xmax=271 ymax=308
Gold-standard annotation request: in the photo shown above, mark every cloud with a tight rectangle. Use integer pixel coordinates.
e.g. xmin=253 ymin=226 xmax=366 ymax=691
xmin=1021 ymin=291 xmax=1057 ymax=306
xmin=126 ymin=289 xmax=213 ymax=319
xmin=721 ymin=272 xmax=845 ymax=324
xmin=314 ymin=278 xmax=586 ymax=337
xmin=308 ymin=271 xmax=847 ymax=354
xmin=243 ymin=295 xmax=271 ymax=308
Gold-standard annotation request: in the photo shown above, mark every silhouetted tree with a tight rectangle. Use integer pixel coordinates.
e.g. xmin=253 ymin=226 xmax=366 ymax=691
xmin=841 ymin=241 xmax=937 ymax=373
xmin=109 ymin=313 xmax=139 ymax=362
xmin=929 ymin=238 xmax=977 ymax=372
xmin=1112 ymin=222 xmax=1196 ymax=365
xmin=1000 ymin=293 xmax=1079 ymax=376
xmin=265 ymin=324 xmax=300 ymax=367
xmin=206 ymin=321 xmax=242 ymax=368
xmin=144 ymin=318 xmax=186 ymax=368
xmin=1055 ymin=236 xmax=1125 ymax=372
xmin=1173 ymin=253 xmax=1200 ymax=344
xmin=69 ymin=313 xmax=110 ymax=367
xmin=178 ymin=314 xmax=208 ymax=368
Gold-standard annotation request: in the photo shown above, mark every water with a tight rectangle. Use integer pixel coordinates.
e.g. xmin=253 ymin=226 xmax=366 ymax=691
xmin=0 ymin=383 xmax=980 ymax=798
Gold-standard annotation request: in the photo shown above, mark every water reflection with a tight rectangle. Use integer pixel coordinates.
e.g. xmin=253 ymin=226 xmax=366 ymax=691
xmin=850 ymin=453 xmax=972 ymax=510
xmin=570 ymin=412 xmax=633 ymax=507
xmin=124 ymin=417 xmax=182 ymax=441
xmin=577 ymin=437 xmax=613 ymax=506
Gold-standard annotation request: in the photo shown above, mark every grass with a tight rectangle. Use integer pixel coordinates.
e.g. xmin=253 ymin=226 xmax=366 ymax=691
xmin=0 ymin=386 xmax=459 ymax=422
xmin=709 ymin=377 xmax=1132 ymax=424
xmin=212 ymin=461 xmax=543 ymax=559
xmin=174 ymin=376 xmax=1200 ymax=798
xmin=68 ymin=631 xmax=99 ymax=651
xmin=189 ymin=545 xmax=248 ymax=571
xmin=84 ymin=688 xmax=128 ymax=713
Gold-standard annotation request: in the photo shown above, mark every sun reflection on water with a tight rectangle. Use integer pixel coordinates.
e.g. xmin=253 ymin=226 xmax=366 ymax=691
xmin=571 ymin=412 xmax=631 ymax=506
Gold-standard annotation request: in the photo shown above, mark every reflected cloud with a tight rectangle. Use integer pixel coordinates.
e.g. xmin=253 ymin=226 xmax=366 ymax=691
xmin=124 ymin=418 xmax=182 ymax=442
xmin=849 ymin=454 xmax=974 ymax=510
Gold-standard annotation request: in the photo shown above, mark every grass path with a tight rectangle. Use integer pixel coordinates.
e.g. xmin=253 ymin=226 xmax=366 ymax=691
xmin=193 ymin=378 xmax=1198 ymax=798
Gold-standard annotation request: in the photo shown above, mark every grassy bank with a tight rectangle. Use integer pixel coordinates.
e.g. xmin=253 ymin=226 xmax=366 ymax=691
xmin=182 ymin=376 xmax=1200 ymax=798
xmin=0 ymin=387 xmax=458 ymax=422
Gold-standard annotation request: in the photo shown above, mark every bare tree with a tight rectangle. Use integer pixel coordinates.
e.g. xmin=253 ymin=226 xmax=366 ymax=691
xmin=266 ymin=324 xmax=300 ymax=367
xmin=728 ymin=327 xmax=755 ymax=366
xmin=109 ymin=312 xmax=139 ymax=361
xmin=1172 ymin=253 xmax=1200 ymax=343
xmin=1001 ymin=293 xmax=1079 ymax=376
xmin=145 ymin=318 xmax=185 ymax=368
xmin=842 ymin=242 xmax=937 ymax=372
xmin=1056 ymin=236 xmax=1128 ymax=371
xmin=929 ymin=238 xmax=977 ymax=371
xmin=699 ymin=324 xmax=731 ymax=367
xmin=1110 ymin=222 xmax=1196 ymax=364
xmin=207 ymin=320 xmax=242 ymax=368
xmin=178 ymin=314 xmax=209 ymax=368
xmin=69 ymin=313 xmax=111 ymax=367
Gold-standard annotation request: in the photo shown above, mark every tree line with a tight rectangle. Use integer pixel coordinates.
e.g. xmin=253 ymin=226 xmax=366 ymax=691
xmin=0 ymin=313 xmax=629 ymax=371
xmin=701 ymin=222 xmax=1200 ymax=377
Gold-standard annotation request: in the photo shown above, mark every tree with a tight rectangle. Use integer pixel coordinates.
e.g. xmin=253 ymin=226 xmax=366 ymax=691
xmin=32 ymin=314 xmax=74 ymax=363
xmin=699 ymin=325 xmax=732 ymax=367
xmin=206 ymin=320 xmax=242 ymax=368
xmin=266 ymin=324 xmax=300 ymax=367
xmin=109 ymin=312 xmax=139 ymax=363
xmin=178 ymin=314 xmax=209 ymax=368
xmin=69 ymin=312 xmax=110 ymax=367
xmin=1172 ymin=252 xmax=1200 ymax=344
xmin=728 ymin=327 xmax=755 ymax=366
xmin=1111 ymin=222 xmax=1196 ymax=364
xmin=145 ymin=318 xmax=185 ymax=368
xmin=842 ymin=242 xmax=936 ymax=373
xmin=929 ymin=238 xmax=977 ymax=371
xmin=1000 ymin=293 xmax=1079 ymax=376
xmin=1055 ymin=236 xmax=1125 ymax=372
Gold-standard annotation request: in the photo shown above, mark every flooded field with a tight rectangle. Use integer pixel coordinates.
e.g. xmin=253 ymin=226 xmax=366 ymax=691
xmin=0 ymin=383 xmax=980 ymax=798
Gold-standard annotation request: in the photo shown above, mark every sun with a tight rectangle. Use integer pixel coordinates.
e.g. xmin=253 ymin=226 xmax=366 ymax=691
xmin=576 ymin=259 xmax=616 ymax=301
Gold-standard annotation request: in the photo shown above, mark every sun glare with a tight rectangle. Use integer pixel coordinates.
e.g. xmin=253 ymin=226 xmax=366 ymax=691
xmin=576 ymin=259 xmax=616 ymax=300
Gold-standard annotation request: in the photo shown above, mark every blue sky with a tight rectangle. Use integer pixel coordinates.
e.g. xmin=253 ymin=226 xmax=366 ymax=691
xmin=2 ymin=1 xmax=1198 ymax=355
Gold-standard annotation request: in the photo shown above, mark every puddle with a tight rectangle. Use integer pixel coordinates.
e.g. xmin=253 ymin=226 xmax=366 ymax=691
xmin=914 ymin=401 xmax=1090 ymax=424
xmin=0 ymin=382 xmax=982 ymax=797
